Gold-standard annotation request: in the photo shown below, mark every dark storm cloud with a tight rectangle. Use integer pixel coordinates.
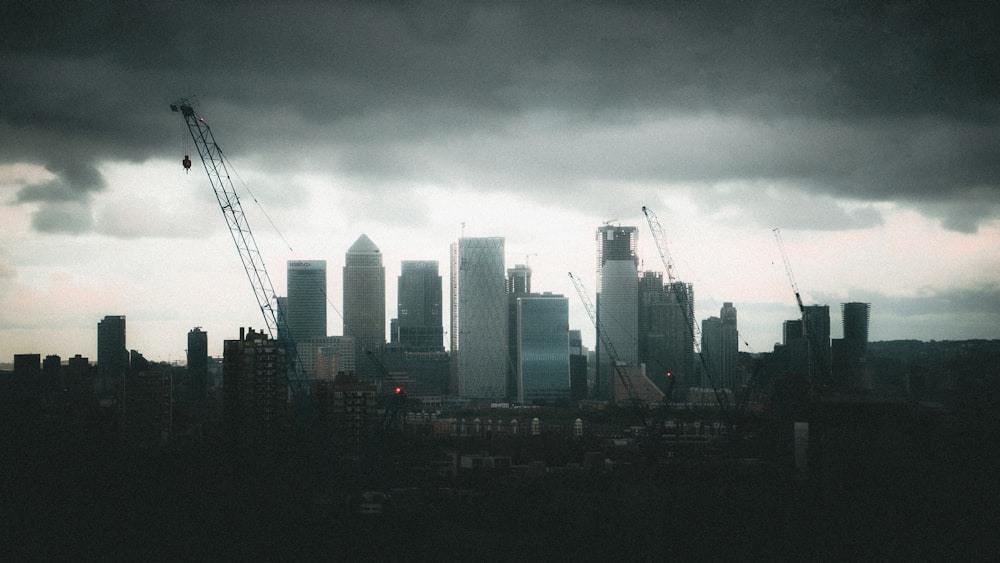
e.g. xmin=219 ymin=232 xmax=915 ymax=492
xmin=2 ymin=1 xmax=999 ymax=231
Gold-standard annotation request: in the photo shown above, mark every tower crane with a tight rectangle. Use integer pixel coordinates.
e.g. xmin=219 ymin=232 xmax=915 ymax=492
xmin=568 ymin=272 xmax=650 ymax=428
xmin=170 ymin=98 xmax=307 ymax=397
xmin=641 ymin=206 xmax=677 ymax=284
xmin=641 ymin=206 xmax=731 ymax=425
xmin=773 ymin=227 xmax=830 ymax=383
xmin=773 ymin=228 xmax=805 ymax=315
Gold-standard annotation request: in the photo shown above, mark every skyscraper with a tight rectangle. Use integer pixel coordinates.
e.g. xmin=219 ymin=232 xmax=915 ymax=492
xmin=803 ymin=305 xmax=831 ymax=383
xmin=451 ymin=237 xmax=507 ymax=400
xmin=97 ymin=315 xmax=128 ymax=399
xmin=343 ymin=234 xmax=385 ymax=382
xmin=650 ymin=281 xmax=695 ymax=390
xmin=595 ymin=225 xmax=639 ymax=400
xmin=516 ymin=294 xmax=570 ymax=405
xmin=833 ymin=302 xmax=871 ymax=391
xmin=394 ymin=260 xmax=443 ymax=352
xmin=286 ymin=260 xmax=327 ymax=343
xmin=187 ymin=327 xmax=208 ymax=401
xmin=506 ymin=263 xmax=531 ymax=294
xmin=701 ymin=315 xmax=722 ymax=388
xmin=506 ymin=263 xmax=532 ymax=401
xmin=842 ymin=302 xmax=871 ymax=354
xmin=720 ymin=302 xmax=739 ymax=391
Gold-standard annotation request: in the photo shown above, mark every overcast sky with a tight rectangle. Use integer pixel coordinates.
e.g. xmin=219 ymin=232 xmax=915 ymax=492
xmin=2 ymin=1 xmax=999 ymax=363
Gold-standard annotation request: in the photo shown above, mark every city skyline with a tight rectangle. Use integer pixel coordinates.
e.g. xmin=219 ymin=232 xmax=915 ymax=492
xmin=3 ymin=3 xmax=1000 ymax=362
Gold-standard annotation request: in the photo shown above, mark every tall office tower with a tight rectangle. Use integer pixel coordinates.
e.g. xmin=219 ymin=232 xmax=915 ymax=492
xmin=97 ymin=315 xmax=128 ymax=398
xmin=516 ymin=294 xmax=570 ymax=405
xmin=506 ymin=263 xmax=531 ymax=294
xmin=395 ymin=260 xmax=444 ymax=352
xmin=506 ymin=264 xmax=532 ymax=401
xmin=595 ymin=225 xmax=639 ymax=400
xmin=639 ymin=270 xmax=664 ymax=373
xmin=568 ymin=330 xmax=588 ymax=401
xmin=803 ymin=305 xmax=831 ymax=383
xmin=286 ymin=260 xmax=327 ymax=343
xmin=343 ymin=234 xmax=386 ymax=382
xmin=701 ymin=316 xmax=722 ymax=389
xmin=187 ymin=327 xmax=209 ymax=401
xmin=223 ymin=327 xmax=289 ymax=448
xmin=720 ymin=302 xmax=739 ymax=391
xmin=451 ymin=237 xmax=507 ymax=400
xmin=655 ymin=281 xmax=695 ymax=390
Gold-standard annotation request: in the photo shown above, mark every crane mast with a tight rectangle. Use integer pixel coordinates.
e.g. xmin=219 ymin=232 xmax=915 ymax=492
xmin=641 ymin=206 xmax=730 ymax=422
xmin=641 ymin=206 xmax=678 ymax=283
xmin=568 ymin=272 xmax=647 ymax=423
xmin=773 ymin=227 xmax=805 ymax=315
xmin=171 ymin=99 xmax=306 ymax=396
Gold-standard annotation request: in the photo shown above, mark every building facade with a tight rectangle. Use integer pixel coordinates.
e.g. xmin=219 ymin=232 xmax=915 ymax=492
xmin=97 ymin=315 xmax=128 ymax=400
xmin=286 ymin=260 xmax=327 ymax=343
xmin=343 ymin=234 xmax=386 ymax=383
xmin=516 ymin=294 xmax=570 ymax=405
xmin=720 ymin=302 xmax=739 ymax=391
xmin=451 ymin=237 xmax=507 ymax=400
xmin=222 ymin=327 xmax=289 ymax=448
xmin=393 ymin=260 xmax=444 ymax=352
xmin=595 ymin=225 xmax=639 ymax=401
xmin=187 ymin=327 xmax=208 ymax=401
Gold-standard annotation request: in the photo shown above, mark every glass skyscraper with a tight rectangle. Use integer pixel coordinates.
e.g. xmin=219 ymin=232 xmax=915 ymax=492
xmin=286 ymin=260 xmax=327 ymax=343
xmin=517 ymin=295 xmax=570 ymax=404
xmin=595 ymin=225 xmax=638 ymax=400
xmin=343 ymin=234 xmax=385 ymax=382
xmin=451 ymin=237 xmax=507 ymax=399
xmin=395 ymin=260 xmax=443 ymax=351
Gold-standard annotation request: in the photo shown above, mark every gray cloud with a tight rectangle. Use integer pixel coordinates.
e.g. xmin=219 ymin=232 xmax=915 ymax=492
xmin=2 ymin=1 xmax=999 ymax=232
xmin=30 ymin=201 xmax=94 ymax=234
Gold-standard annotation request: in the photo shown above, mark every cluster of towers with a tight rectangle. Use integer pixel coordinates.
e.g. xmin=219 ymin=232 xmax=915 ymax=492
xmin=79 ymin=225 xmax=870 ymax=412
xmin=270 ymin=226 xmax=743 ymax=405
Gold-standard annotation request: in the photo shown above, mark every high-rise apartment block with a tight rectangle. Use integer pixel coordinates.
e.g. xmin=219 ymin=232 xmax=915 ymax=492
xmin=595 ymin=225 xmax=639 ymax=400
xmin=187 ymin=327 xmax=208 ymax=401
xmin=343 ymin=234 xmax=385 ymax=382
xmin=833 ymin=302 xmax=872 ymax=391
xmin=841 ymin=302 xmax=871 ymax=354
xmin=223 ymin=327 xmax=290 ymax=448
xmin=286 ymin=260 xmax=327 ymax=343
xmin=97 ymin=315 xmax=128 ymax=399
xmin=451 ymin=237 xmax=507 ymax=400
xmin=720 ymin=302 xmax=739 ymax=390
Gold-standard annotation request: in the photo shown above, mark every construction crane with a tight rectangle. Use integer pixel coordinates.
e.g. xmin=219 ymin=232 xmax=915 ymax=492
xmin=641 ymin=206 xmax=677 ymax=283
xmin=170 ymin=98 xmax=307 ymax=396
xmin=773 ymin=227 xmax=831 ymax=385
xmin=773 ymin=228 xmax=805 ymax=315
xmin=568 ymin=272 xmax=650 ymax=427
xmin=641 ymin=206 xmax=731 ymax=426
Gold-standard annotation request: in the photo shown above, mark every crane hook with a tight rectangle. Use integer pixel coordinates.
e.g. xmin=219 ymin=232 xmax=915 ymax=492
xmin=182 ymin=154 xmax=192 ymax=173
